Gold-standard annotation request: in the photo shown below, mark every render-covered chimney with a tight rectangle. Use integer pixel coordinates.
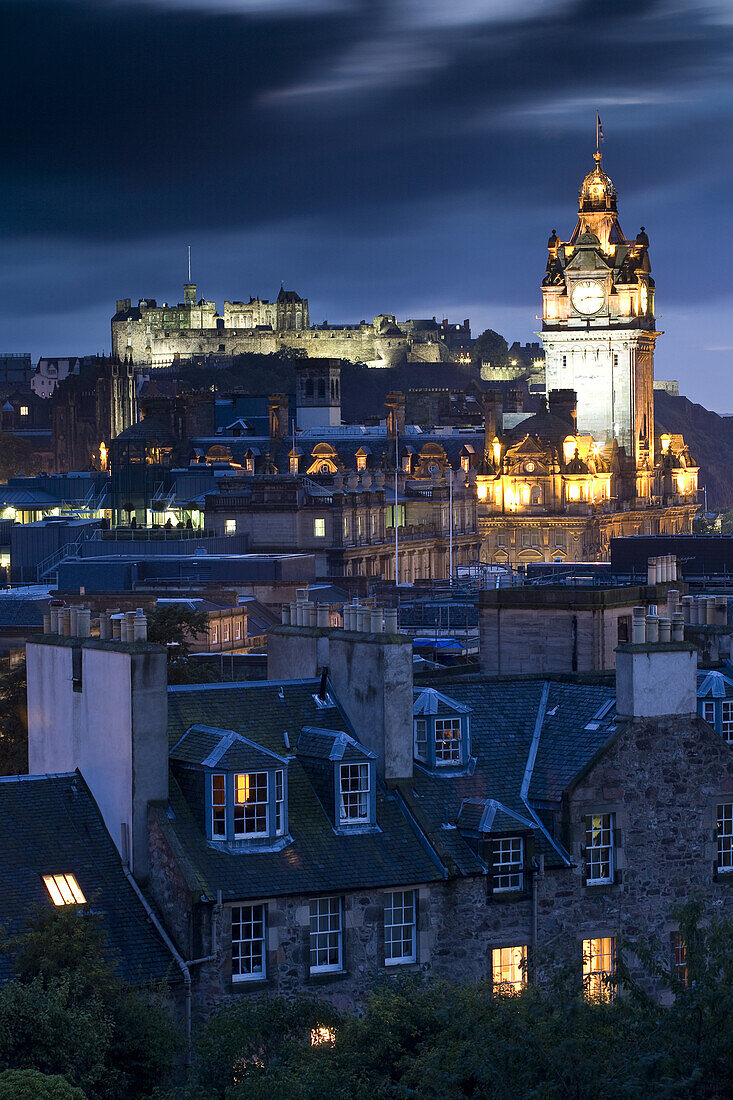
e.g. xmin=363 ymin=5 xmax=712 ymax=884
xmin=549 ymin=388 xmax=578 ymax=433
xmin=616 ymin=614 xmax=697 ymax=719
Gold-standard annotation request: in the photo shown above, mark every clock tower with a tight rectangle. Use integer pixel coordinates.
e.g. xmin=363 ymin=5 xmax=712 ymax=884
xmin=541 ymin=148 xmax=657 ymax=470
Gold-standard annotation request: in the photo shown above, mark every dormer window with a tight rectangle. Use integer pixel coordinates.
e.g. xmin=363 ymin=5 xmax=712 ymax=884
xmin=234 ymin=772 xmax=268 ymax=837
xmin=207 ymin=769 xmax=287 ymax=843
xmin=339 ymin=763 xmax=369 ymax=823
xmin=412 ymin=689 xmax=471 ymax=770
xmin=435 ymin=718 xmax=461 ymax=764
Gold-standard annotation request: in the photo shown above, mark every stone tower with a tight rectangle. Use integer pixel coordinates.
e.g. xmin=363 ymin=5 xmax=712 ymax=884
xmin=295 ymin=359 xmax=341 ymax=430
xmin=541 ymin=147 xmax=657 ymax=469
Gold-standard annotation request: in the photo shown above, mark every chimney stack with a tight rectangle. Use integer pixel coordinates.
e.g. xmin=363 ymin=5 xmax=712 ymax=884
xmin=482 ymin=390 xmax=503 ymax=458
xmin=548 ymin=388 xmax=578 ymax=433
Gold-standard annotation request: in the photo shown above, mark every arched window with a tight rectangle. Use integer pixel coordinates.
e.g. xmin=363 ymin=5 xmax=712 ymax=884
xmin=306 ymin=379 xmax=314 ymax=398
xmin=318 ymin=379 xmax=326 ymax=400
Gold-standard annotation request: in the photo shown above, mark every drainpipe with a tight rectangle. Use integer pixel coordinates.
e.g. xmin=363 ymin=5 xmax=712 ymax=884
xmin=531 ymin=853 xmax=544 ymax=978
xmin=121 ymin=862 xmax=217 ymax=1062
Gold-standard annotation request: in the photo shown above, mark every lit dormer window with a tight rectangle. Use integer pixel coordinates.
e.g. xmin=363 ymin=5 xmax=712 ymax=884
xmin=412 ymin=688 xmax=471 ymax=770
xmin=171 ymin=725 xmax=290 ymax=847
xmin=435 ymin=718 xmax=461 ymax=764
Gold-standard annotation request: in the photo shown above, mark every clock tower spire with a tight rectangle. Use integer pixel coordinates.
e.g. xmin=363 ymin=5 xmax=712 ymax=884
xmin=541 ymin=132 xmax=657 ymax=481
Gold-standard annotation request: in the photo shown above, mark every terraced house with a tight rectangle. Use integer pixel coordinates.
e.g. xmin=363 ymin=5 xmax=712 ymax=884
xmin=16 ymin=599 xmax=733 ymax=1019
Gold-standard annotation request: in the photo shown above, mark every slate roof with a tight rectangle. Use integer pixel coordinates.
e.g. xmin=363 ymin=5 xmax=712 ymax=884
xmin=697 ymin=670 xmax=733 ymax=700
xmin=171 ymin=725 xmax=288 ymax=771
xmin=0 ymin=596 xmax=49 ymax=630
xmin=162 ymin=680 xmax=443 ymax=901
xmin=0 ymin=773 xmax=179 ymax=987
xmin=400 ymin=678 xmax=618 ymax=874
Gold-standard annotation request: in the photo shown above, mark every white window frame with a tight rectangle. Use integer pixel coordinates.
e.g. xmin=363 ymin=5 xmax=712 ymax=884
xmin=225 ymin=518 xmax=236 ymax=535
xmin=717 ymin=803 xmax=733 ymax=873
xmin=414 ymin=719 xmax=427 ymax=761
xmin=723 ymin=701 xmax=733 ymax=743
xmin=493 ymin=837 xmax=524 ymax=892
xmin=314 ymin=517 xmax=326 ymax=538
xmin=223 ymin=622 xmax=230 ymax=643
xmin=309 ymin=896 xmax=343 ymax=973
xmin=434 ymin=718 xmax=461 ymax=764
xmin=492 ymin=945 xmax=527 ymax=992
xmin=339 ymin=763 xmax=370 ymax=823
xmin=231 ymin=903 xmax=266 ymax=982
xmin=384 ymin=890 xmax=417 ymax=965
xmin=275 ymin=769 xmax=285 ymax=835
xmin=211 ymin=773 xmax=226 ymax=838
xmin=234 ymin=772 xmax=269 ymax=838
xmin=585 ymin=813 xmax=614 ymax=885
xmin=702 ymin=700 xmax=715 ymax=724
xmin=583 ymin=936 xmax=616 ymax=1001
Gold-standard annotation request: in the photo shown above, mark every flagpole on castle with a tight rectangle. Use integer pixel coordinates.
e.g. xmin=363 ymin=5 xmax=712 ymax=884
xmin=596 ymin=111 xmax=604 ymax=157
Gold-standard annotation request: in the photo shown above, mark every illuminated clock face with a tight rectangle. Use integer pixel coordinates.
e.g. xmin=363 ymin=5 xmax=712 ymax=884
xmin=639 ymin=283 xmax=648 ymax=313
xmin=571 ymin=280 xmax=605 ymax=315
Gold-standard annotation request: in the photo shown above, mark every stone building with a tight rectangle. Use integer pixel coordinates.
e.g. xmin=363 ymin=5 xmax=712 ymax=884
xmin=20 ymin=598 xmax=733 ymax=1019
xmin=476 ymin=388 xmax=698 ymax=566
xmin=52 ymin=356 xmax=137 ymax=473
xmin=111 ymin=284 xmax=465 ymax=369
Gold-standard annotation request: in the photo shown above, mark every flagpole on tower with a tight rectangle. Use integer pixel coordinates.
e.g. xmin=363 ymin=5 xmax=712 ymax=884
xmin=596 ymin=111 xmax=604 ymax=158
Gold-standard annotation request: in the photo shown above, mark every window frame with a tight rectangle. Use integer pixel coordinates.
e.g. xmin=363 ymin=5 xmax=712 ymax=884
xmin=491 ymin=944 xmax=527 ymax=993
xmin=672 ymin=932 xmax=688 ymax=986
xmin=231 ymin=903 xmax=266 ymax=983
xmin=211 ymin=773 xmax=227 ymax=838
xmin=434 ymin=717 xmax=462 ymax=765
xmin=582 ymin=936 xmax=616 ymax=1002
xmin=414 ymin=718 xmax=427 ymax=761
xmin=384 ymin=889 xmax=417 ymax=965
xmin=585 ymin=812 xmax=615 ymax=886
xmin=722 ymin=701 xmax=733 ymax=743
xmin=339 ymin=762 xmax=370 ymax=824
xmin=492 ymin=836 xmax=524 ymax=893
xmin=234 ymin=771 xmax=269 ymax=838
xmin=702 ymin=700 xmax=715 ymax=726
xmin=309 ymin=896 xmax=343 ymax=974
xmin=313 ymin=517 xmax=326 ymax=538
xmin=717 ymin=803 xmax=733 ymax=874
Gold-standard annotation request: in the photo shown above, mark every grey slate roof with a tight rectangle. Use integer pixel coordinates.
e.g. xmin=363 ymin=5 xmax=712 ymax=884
xmin=698 ymin=670 xmax=733 ymax=700
xmin=163 ymin=681 xmax=443 ymax=902
xmin=0 ymin=773 xmax=179 ymax=987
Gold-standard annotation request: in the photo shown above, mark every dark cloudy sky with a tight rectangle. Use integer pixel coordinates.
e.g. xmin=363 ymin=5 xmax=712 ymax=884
xmin=2 ymin=0 xmax=732 ymax=408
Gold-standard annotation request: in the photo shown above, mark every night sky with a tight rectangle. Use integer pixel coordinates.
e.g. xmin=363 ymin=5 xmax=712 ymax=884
xmin=3 ymin=0 xmax=732 ymax=408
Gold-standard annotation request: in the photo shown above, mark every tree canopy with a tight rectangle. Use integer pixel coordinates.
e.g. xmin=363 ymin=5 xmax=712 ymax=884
xmin=0 ymin=907 xmax=180 ymax=1099
xmin=472 ymin=328 xmax=510 ymax=366
xmin=162 ymin=900 xmax=733 ymax=1100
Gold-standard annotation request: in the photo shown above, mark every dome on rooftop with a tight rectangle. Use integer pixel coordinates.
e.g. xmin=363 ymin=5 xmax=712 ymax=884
xmin=579 ymin=153 xmax=617 ymax=214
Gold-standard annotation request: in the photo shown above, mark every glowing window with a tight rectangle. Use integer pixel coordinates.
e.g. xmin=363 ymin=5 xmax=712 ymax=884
xmin=434 ymin=718 xmax=461 ymax=764
xmin=225 ymin=518 xmax=236 ymax=535
xmin=234 ymin=772 xmax=268 ymax=837
xmin=313 ymin=518 xmax=326 ymax=538
xmin=19 ymin=406 xmax=29 ymax=417
xmin=717 ymin=803 xmax=733 ymax=873
xmin=339 ymin=763 xmax=369 ymax=823
xmin=384 ymin=889 xmax=417 ymax=964
xmin=583 ymin=937 xmax=615 ymax=1001
xmin=356 ymin=454 xmax=367 ymax=472
xmin=492 ymin=945 xmax=527 ymax=993
xmin=211 ymin=774 xmax=226 ymax=837
xmin=585 ymin=813 xmax=614 ymax=885
xmin=309 ymin=896 xmax=342 ymax=973
xmin=43 ymin=873 xmax=86 ymax=906
xmin=493 ymin=837 xmax=524 ymax=892
xmin=232 ymin=904 xmax=266 ymax=982
xmin=310 ymin=1026 xmax=336 ymax=1046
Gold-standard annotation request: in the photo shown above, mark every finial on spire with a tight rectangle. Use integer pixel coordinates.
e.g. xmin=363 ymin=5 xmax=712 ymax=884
xmin=595 ymin=110 xmax=604 ymax=159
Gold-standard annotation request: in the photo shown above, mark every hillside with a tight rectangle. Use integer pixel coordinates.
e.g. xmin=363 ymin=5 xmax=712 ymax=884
xmin=655 ymin=390 xmax=733 ymax=510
